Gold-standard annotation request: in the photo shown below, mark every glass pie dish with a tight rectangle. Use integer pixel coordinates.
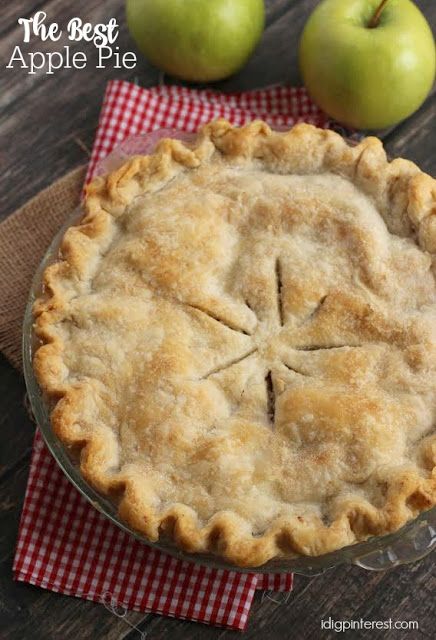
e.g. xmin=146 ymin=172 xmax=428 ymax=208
xmin=23 ymin=129 xmax=436 ymax=575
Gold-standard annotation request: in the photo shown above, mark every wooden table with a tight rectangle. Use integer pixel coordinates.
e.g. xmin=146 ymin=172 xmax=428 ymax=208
xmin=1 ymin=1 xmax=435 ymax=638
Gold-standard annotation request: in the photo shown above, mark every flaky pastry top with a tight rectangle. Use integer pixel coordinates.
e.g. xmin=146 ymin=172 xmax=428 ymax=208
xmin=33 ymin=121 xmax=436 ymax=566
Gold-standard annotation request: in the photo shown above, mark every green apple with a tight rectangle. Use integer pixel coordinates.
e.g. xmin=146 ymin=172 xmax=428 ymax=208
xmin=299 ymin=0 xmax=435 ymax=129
xmin=126 ymin=0 xmax=265 ymax=82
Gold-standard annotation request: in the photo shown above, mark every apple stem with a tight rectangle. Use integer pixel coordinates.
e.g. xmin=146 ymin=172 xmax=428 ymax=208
xmin=368 ymin=0 xmax=390 ymax=28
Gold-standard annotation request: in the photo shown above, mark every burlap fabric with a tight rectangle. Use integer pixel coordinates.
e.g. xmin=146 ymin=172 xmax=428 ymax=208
xmin=0 ymin=166 xmax=86 ymax=371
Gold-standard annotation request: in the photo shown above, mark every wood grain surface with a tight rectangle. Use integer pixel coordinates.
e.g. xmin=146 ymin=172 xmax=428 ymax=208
xmin=0 ymin=1 xmax=435 ymax=638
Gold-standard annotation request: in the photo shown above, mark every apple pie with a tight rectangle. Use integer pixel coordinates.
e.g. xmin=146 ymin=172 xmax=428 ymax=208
xmin=33 ymin=121 xmax=436 ymax=566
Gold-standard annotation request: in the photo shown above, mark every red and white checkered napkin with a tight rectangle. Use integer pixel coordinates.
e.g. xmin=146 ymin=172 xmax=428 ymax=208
xmin=14 ymin=79 xmax=331 ymax=630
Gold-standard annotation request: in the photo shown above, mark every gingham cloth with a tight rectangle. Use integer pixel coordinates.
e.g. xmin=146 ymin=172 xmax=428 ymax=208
xmin=13 ymin=80 xmax=332 ymax=630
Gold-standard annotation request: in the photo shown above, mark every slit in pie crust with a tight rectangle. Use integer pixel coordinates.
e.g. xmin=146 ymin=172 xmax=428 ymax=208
xmin=33 ymin=120 xmax=436 ymax=567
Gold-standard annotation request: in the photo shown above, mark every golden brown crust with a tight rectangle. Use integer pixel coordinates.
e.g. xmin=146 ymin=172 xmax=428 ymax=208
xmin=33 ymin=121 xmax=436 ymax=567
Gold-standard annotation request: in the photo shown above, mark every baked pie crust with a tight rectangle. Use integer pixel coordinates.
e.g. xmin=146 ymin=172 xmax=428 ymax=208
xmin=34 ymin=121 xmax=436 ymax=567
